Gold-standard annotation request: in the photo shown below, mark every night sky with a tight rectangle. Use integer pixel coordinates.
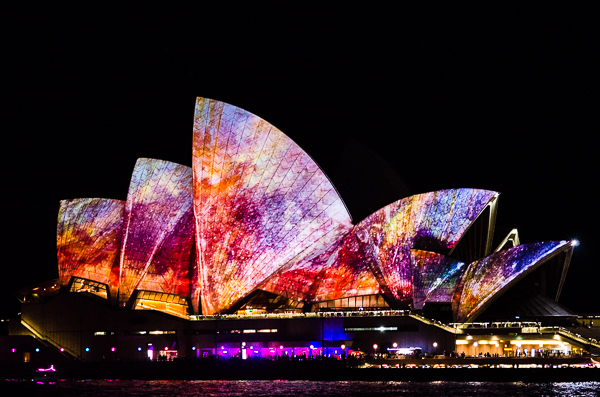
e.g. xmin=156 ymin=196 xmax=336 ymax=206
xmin=3 ymin=4 xmax=598 ymax=317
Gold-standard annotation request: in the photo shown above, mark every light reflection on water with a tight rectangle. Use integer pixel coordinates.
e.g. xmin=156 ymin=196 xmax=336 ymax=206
xmin=1 ymin=380 xmax=599 ymax=396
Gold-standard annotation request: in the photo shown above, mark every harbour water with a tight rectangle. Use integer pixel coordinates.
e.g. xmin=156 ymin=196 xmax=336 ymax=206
xmin=1 ymin=380 xmax=599 ymax=396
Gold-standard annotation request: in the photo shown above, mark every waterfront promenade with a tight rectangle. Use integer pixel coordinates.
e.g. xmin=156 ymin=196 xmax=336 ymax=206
xmin=2 ymin=357 xmax=599 ymax=382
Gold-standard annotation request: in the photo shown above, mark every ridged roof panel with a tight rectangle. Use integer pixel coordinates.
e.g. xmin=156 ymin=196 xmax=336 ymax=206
xmin=193 ymin=97 xmax=353 ymax=314
xmin=57 ymin=198 xmax=124 ymax=302
xmin=452 ymin=241 xmax=571 ymax=322
xmin=410 ymin=249 xmax=466 ymax=309
xmin=311 ymin=231 xmax=384 ymax=302
xmin=258 ymin=226 xmax=351 ymax=302
xmin=352 ymin=188 xmax=498 ymax=306
xmin=119 ymin=158 xmax=194 ymax=306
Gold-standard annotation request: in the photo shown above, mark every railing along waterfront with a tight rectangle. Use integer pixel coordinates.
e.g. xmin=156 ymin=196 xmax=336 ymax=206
xmin=190 ymin=309 xmax=413 ymax=321
xmin=408 ymin=313 xmax=460 ymax=334
xmin=540 ymin=326 xmax=600 ymax=348
xmin=187 ymin=312 xmax=600 ymax=347
xmin=189 ymin=310 xmax=458 ymax=333
xmin=449 ymin=321 xmax=542 ymax=331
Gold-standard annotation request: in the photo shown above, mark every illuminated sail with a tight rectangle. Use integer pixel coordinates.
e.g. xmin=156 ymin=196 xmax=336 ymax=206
xmin=119 ymin=158 xmax=194 ymax=306
xmin=193 ymin=97 xmax=353 ymax=314
xmin=57 ymin=198 xmax=124 ymax=303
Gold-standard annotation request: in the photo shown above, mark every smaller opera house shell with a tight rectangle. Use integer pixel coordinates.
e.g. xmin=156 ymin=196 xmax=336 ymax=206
xmin=12 ymin=98 xmax=585 ymax=362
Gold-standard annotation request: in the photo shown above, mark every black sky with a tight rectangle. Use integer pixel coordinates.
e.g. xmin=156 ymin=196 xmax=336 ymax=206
xmin=3 ymin=4 xmax=598 ymax=317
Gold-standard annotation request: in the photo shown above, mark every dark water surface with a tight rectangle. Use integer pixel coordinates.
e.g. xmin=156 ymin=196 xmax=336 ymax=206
xmin=2 ymin=380 xmax=599 ymax=396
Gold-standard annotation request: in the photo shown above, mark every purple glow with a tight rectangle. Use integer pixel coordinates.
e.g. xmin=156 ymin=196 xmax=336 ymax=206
xmin=119 ymin=158 xmax=194 ymax=307
xmin=311 ymin=189 xmax=497 ymax=305
xmin=410 ymin=249 xmax=466 ymax=309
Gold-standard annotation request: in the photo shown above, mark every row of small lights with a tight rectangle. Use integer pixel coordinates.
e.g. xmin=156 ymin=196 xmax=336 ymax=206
xmin=18 ymin=331 xmax=579 ymax=355
xmin=217 ymin=343 xmax=348 ymax=351
xmin=12 ymin=345 xmax=350 ymax=353
xmin=12 ymin=343 xmax=435 ymax=353
xmin=10 ymin=347 xmax=167 ymax=353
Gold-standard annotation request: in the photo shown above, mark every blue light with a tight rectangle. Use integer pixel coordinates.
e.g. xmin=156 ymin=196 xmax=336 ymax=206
xmin=137 ymin=347 xmax=142 ymax=351
xmin=85 ymin=347 xmax=90 ymax=352
xmin=192 ymin=346 xmax=196 ymax=350
xmin=35 ymin=348 xmax=40 ymax=352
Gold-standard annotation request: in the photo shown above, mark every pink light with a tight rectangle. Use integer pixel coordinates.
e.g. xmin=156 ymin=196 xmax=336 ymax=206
xmin=165 ymin=347 xmax=169 ymax=351
xmin=60 ymin=348 xmax=65 ymax=352
xmin=111 ymin=347 xmax=115 ymax=352
xmin=280 ymin=345 xmax=284 ymax=349
xmin=37 ymin=365 xmax=56 ymax=372
xmin=11 ymin=348 xmax=15 ymax=352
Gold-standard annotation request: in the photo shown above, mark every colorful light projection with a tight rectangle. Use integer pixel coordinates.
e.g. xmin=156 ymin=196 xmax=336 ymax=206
xmin=262 ymin=189 xmax=497 ymax=306
xmin=452 ymin=241 xmax=571 ymax=323
xmin=192 ymin=97 xmax=353 ymax=314
xmin=258 ymin=231 xmax=351 ymax=303
xmin=119 ymin=158 xmax=195 ymax=307
xmin=53 ymin=98 xmax=575 ymax=321
xmin=326 ymin=189 xmax=498 ymax=307
xmin=311 ymin=230 xmax=385 ymax=303
xmin=57 ymin=198 xmax=124 ymax=303
xmin=410 ymin=249 xmax=465 ymax=310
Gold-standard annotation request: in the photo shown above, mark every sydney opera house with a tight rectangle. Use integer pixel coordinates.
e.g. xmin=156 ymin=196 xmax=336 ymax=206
xmin=8 ymin=98 xmax=595 ymax=362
